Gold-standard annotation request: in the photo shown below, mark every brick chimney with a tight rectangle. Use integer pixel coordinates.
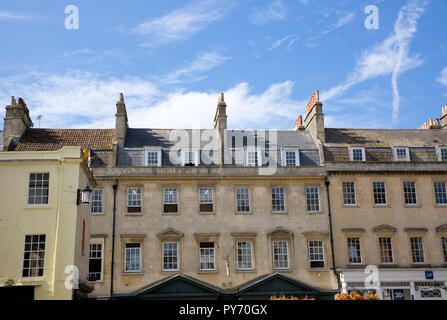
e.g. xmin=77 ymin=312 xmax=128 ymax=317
xmin=303 ymin=90 xmax=325 ymax=142
xmin=293 ymin=115 xmax=304 ymax=131
xmin=441 ymin=105 xmax=447 ymax=129
xmin=418 ymin=118 xmax=441 ymax=130
xmin=115 ymin=92 xmax=128 ymax=146
xmin=3 ymin=96 xmax=33 ymax=150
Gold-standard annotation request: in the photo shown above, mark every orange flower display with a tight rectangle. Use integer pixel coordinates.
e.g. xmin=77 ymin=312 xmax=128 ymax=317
xmin=335 ymin=291 xmax=381 ymax=300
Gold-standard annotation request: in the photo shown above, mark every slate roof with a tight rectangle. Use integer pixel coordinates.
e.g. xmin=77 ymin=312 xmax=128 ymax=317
xmin=14 ymin=129 xmax=115 ymax=151
xmin=324 ymin=128 xmax=447 ymax=162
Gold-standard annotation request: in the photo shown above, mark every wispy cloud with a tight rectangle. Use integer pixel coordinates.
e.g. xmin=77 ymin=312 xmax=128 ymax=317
xmin=437 ymin=66 xmax=447 ymax=87
xmin=131 ymin=0 xmax=233 ymax=48
xmin=306 ymin=12 xmax=355 ymax=47
xmin=248 ymin=0 xmax=288 ymax=26
xmin=0 ymin=71 xmax=302 ymax=130
xmin=161 ymin=51 xmax=230 ymax=84
xmin=0 ymin=10 xmax=35 ymax=21
xmin=320 ymin=0 xmax=428 ymax=121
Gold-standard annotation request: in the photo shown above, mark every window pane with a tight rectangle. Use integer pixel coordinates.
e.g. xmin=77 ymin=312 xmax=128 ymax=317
xmin=147 ymin=151 xmax=159 ymax=166
xmin=199 ymin=242 xmax=215 ymax=270
xmin=28 ymin=173 xmax=49 ymax=205
xmin=125 ymin=243 xmax=141 ymax=272
xmin=373 ymin=182 xmax=387 ymax=205
xmin=434 ymin=182 xmax=447 ymax=204
xmin=273 ymin=241 xmax=289 ymax=269
xmin=285 ymin=151 xmax=296 ymax=166
xmin=403 ymin=182 xmax=417 ymax=205
xmin=308 ymin=240 xmax=324 ymax=268
xmin=379 ymin=237 xmax=393 ymax=263
xmin=164 ymin=188 xmax=178 ymax=204
xmin=236 ymin=188 xmax=250 ymax=212
xmin=342 ymin=182 xmax=356 ymax=205
xmin=127 ymin=188 xmax=142 ymax=207
xmin=347 ymin=238 xmax=362 ymax=264
xmin=306 ymin=187 xmax=320 ymax=212
xmin=91 ymin=189 xmax=103 ymax=213
xmin=163 ymin=242 xmax=178 ymax=271
xmin=237 ymin=241 xmax=253 ymax=270
xmin=410 ymin=237 xmax=425 ymax=263
xmin=199 ymin=187 xmax=213 ymax=204
xmin=22 ymin=234 xmax=46 ymax=277
xmin=88 ymin=243 xmax=103 ymax=281
xmin=272 ymin=187 xmax=285 ymax=212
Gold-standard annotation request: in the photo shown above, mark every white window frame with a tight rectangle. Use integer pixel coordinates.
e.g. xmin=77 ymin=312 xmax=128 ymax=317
xmin=271 ymin=187 xmax=286 ymax=213
xmin=349 ymin=147 xmax=366 ymax=162
xmin=199 ymin=242 xmax=216 ymax=271
xmin=410 ymin=237 xmax=426 ymax=264
xmin=236 ymin=241 xmax=254 ymax=270
xmin=272 ymin=240 xmax=289 ymax=270
xmin=306 ymin=187 xmax=321 ymax=212
xmin=244 ymin=148 xmax=262 ymax=167
xmin=281 ymin=147 xmax=300 ymax=167
xmin=342 ymin=182 xmax=357 ymax=206
xmin=393 ymin=147 xmax=410 ymax=161
xmin=181 ymin=149 xmax=199 ymax=166
xmin=378 ymin=237 xmax=394 ymax=264
xmin=91 ymin=188 xmax=103 ymax=214
xmin=144 ymin=147 xmax=162 ymax=167
xmin=434 ymin=182 xmax=447 ymax=205
xmin=373 ymin=182 xmax=387 ymax=206
xmin=27 ymin=172 xmax=50 ymax=205
xmin=347 ymin=237 xmax=363 ymax=265
xmin=403 ymin=182 xmax=418 ymax=205
xmin=236 ymin=187 xmax=250 ymax=213
xmin=437 ymin=147 xmax=447 ymax=162
xmin=127 ymin=188 xmax=142 ymax=213
xmin=162 ymin=242 xmax=179 ymax=272
xmin=308 ymin=240 xmax=325 ymax=269
xmin=88 ymin=238 xmax=104 ymax=281
xmin=22 ymin=234 xmax=46 ymax=278
xmin=124 ymin=243 xmax=141 ymax=273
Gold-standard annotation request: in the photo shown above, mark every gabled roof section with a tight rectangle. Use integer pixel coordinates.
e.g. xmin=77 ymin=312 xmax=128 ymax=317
xmin=236 ymin=273 xmax=321 ymax=296
xmin=14 ymin=129 xmax=115 ymax=151
xmin=134 ymin=274 xmax=220 ymax=299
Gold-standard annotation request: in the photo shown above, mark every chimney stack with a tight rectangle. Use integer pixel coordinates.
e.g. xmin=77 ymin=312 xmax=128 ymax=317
xmin=3 ymin=96 xmax=33 ymax=150
xmin=214 ymin=92 xmax=227 ymax=130
xmin=441 ymin=105 xmax=447 ymax=129
xmin=293 ymin=115 xmax=304 ymax=131
xmin=418 ymin=118 xmax=441 ymax=130
xmin=115 ymin=92 xmax=128 ymax=146
xmin=303 ymin=90 xmax=325 ymax=142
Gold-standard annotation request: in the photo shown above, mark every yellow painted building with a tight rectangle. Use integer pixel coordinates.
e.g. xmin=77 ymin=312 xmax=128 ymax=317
xmin=0 ymin=146 xmax=96 ymax=300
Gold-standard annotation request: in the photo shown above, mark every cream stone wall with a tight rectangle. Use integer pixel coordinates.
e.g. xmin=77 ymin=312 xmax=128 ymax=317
xmin=88 ymin=174 xmax=339 ymax=298
xmin=0 ymin=147 xmax=94 ymax=300
xmin=329 ymin=173 xmax=447 ymax=268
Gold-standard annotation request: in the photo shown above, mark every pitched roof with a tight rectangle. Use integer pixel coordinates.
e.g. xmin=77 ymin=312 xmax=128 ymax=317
xmin=324 ymin=128 xmax=447 ymax=147
xmin=14 ymin=129 xmax=115 ymax=151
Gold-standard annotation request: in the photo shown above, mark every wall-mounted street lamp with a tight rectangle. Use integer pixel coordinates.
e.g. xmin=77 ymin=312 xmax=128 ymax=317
xmin=77 ymin=185 xmax=93 ymax=206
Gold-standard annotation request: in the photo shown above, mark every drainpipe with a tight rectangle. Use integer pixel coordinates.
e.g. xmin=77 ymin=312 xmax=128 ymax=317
xmin=325 ymin=176 xmax=341 ymax=292
xmin=110 ymin=179 xmax=118 ymax=300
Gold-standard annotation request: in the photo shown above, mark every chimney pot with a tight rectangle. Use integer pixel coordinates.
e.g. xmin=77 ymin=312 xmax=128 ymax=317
xmin=10 ymin=96 xmax=17 ymax=106
xmin=119 ymin=93 xmax=124 ymax=102
xmin=218 ymin=92 xmax=224 ymax=103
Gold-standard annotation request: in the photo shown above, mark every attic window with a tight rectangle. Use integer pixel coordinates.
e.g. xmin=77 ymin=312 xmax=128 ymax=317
xmin=349 ymin=147 xmax=365 ymax=162
xmin=437 ymin=147 xmax=447 ymax=162
xmin=181 ymin=149 xmax=199 ymax=166
xmin=393 ymin=147 xmax=410 ymax=161
xmin=144 ymin=148 xmax=161 ymax=167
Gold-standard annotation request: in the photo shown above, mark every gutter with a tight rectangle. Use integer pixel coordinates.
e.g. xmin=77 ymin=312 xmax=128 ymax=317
xmin=110 ymin=179 xmax=118 ymax=300
xmin=325 ymin=176 xmax=341 ymax=292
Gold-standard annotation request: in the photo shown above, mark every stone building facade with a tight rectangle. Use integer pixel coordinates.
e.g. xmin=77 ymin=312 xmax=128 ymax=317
xmin=1 ymin=92 xmax=447 ymax=300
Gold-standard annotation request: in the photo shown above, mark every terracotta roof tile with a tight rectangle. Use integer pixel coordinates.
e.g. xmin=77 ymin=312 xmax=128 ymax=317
xmin=14 ymin=129 xmax=115 ymax=151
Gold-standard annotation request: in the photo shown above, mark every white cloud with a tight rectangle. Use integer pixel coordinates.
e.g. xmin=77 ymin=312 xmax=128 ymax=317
xmin=0 ymin=71 xmax=302 ymax=130
xmin=268 ymin=35 xmax=293 ymax=51
xmin=248 ymin=0 xmax=288 ymax=26
xmin=306 ymin=12 xmax=355 ymax=47
xmin=0 ymin=10 xmax=35 ymax=20
xmin=161 ymin=51 xmax=230 ymax=84
xmin=437 ymin=66 xmax=447 ymax=87
xmin=132 ymin=0 xmax=233 ymax=48
xmin=320 ymin=0 xmax=427 ymax=121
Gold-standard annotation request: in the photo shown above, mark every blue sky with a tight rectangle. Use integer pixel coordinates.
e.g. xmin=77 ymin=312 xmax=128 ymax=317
xmin=0 ymin=0 xmax=446 ymax=130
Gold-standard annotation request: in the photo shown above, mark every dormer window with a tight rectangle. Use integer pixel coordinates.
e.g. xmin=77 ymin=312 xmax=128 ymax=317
xmin=244 ymin=149 xmax=262 ymax=167
xmin=181 ymin=149 xmax=199 ymax=166
xmin=393 ymin=147 xmax=410 ymax=161
xmin=144 ymin=148 xmax=161 ymax=167
xmin=349 ymin=147 xmax=365 ymax=162
xmin=437 ymin=147 xmax=447 ymax=162
xmin=281 ymin=148 xmax=300 ymax=166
